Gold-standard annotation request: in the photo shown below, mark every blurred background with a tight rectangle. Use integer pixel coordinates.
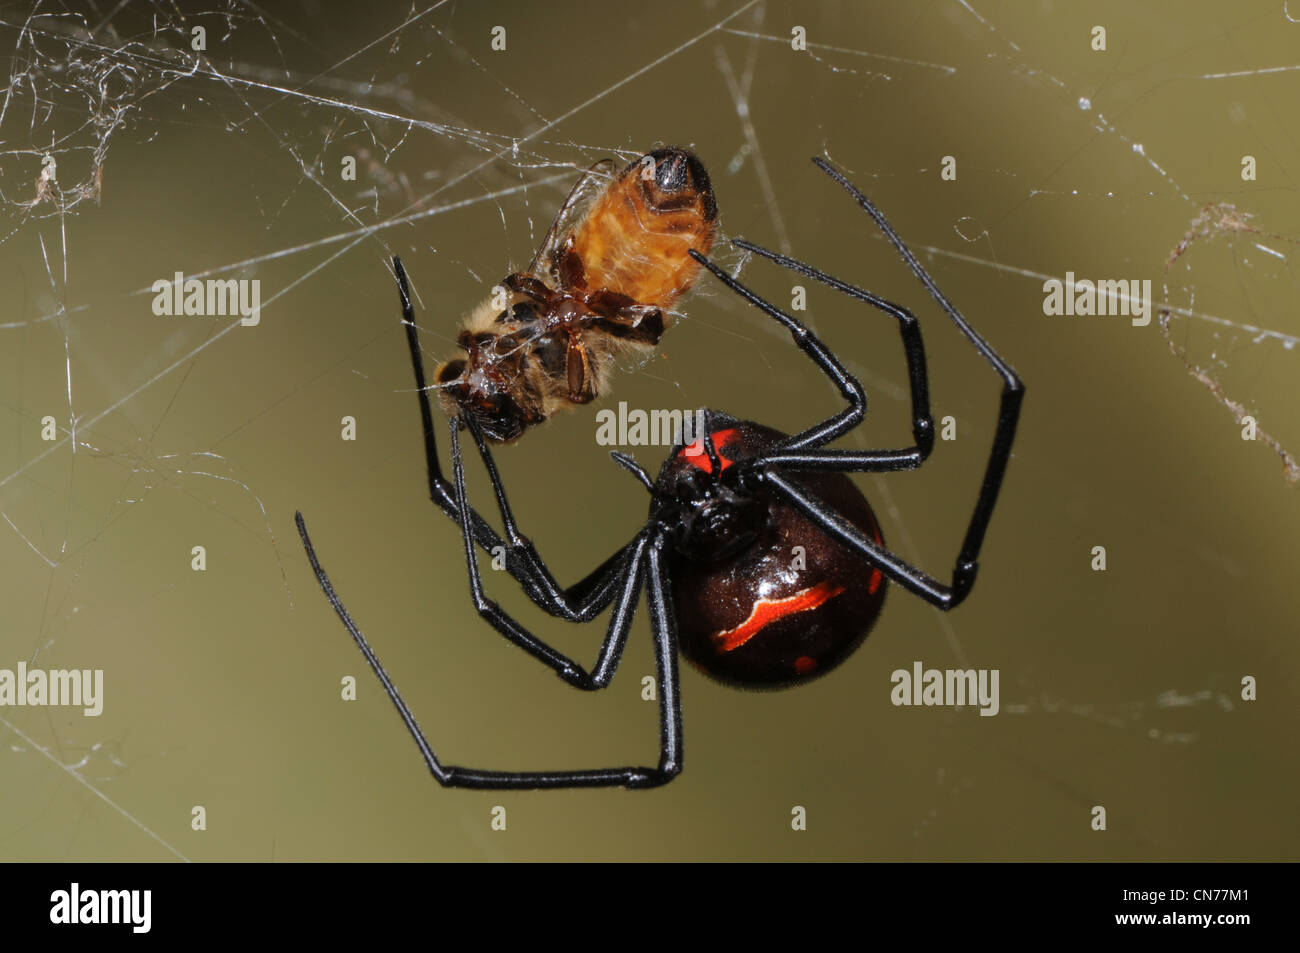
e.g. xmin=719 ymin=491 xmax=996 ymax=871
xmin=1 ymin=0 xmax=1296 ymax=861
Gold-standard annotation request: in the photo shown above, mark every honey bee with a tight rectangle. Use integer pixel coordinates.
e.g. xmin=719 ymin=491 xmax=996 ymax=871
xmin=433 ymin=147 xmax=718 ymax=442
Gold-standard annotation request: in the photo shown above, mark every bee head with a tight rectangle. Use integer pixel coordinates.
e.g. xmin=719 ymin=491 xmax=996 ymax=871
xmin=434 ymin=358 xmax=532 ymax=444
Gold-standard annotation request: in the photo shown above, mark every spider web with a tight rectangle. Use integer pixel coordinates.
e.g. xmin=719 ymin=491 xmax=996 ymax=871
xmin=0 ymin=0 xmax=1295 ymax=861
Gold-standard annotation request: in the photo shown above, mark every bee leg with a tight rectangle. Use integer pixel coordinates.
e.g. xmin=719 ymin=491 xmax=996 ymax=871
xmin=501 ymin=272 xmax=554 ymax=304
xmin=556 ymin=239 xmax=588 ymax=291
xmin=565 ymin=333 xmax=598 ymax=403
xmin=586 ymin=294 xmax=666 ymax=346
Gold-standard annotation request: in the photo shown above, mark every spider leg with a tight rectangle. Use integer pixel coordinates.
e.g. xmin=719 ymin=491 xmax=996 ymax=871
xmin=394 ymin=256 xmax=631 ymax=620
xmin=695 ymin=407 xmax=723 ymax=471
xmin=696 ymin=160 xmax=1023 ymax=609
xmin=450 ymin=419 xmax=646 ymax=689
xmin=760 ymin=469 xmax=961 ymax=609
xmin=675 ymin=258 xmax=927 ymax=477
xmin=811 ymin=157 xmax=1021 ymax=388
xmin=459 ymin=412 xmax=625 ymax=621
xmin=435 ymin=536 xmax=681 ymax=788
xmin=804 ymin=157 xmax=1024 ymax=585
xmin=690 ymin=249 xmax=866 ymax=451
xmin=438 ymin=528 xmax=682 ymax=788
xmin=726 ymin=239 xmax=935 ymax=471
xmin=296 ymin=512 xmax=681 ymax=789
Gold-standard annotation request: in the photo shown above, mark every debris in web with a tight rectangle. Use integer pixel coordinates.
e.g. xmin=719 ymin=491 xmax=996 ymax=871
xmin=1159 ymin=204 xmax=1300 ymax=486
xmin=0 ymin=5 xmax=220 ymax=222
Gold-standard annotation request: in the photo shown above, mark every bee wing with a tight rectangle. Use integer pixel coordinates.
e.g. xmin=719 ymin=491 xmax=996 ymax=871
xmin=527 ymin=158 xmax=618 ymax=280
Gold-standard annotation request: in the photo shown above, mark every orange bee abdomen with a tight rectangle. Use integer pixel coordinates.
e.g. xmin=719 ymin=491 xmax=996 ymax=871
xmin=572 ymin=148 xmax=718 ymax=310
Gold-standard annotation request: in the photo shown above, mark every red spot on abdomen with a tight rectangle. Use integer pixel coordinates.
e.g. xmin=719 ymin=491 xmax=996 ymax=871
xmin=711 ymin=581 xmax=847 ymax=653
xmin=794 ymin=656 xmax=817 ymax=675
xmin=680 ymin=428 xmax=737 ymax=474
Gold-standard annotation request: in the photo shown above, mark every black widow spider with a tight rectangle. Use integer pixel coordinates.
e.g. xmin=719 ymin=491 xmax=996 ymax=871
xmin=295 ymin=157 xmax=1024 ymax=790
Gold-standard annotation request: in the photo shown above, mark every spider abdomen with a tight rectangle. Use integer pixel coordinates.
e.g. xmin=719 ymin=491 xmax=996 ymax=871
xmin=662 ymin=420 xmax=888 ymax=688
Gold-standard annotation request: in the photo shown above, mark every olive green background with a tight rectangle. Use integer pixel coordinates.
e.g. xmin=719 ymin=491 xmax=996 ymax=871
xmin=1 ymin=0 xmax=1296 ymax=861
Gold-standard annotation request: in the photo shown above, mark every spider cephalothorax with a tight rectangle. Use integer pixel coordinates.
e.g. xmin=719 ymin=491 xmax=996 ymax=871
xmin=650 ymin=417 xmax=767 ymax=564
